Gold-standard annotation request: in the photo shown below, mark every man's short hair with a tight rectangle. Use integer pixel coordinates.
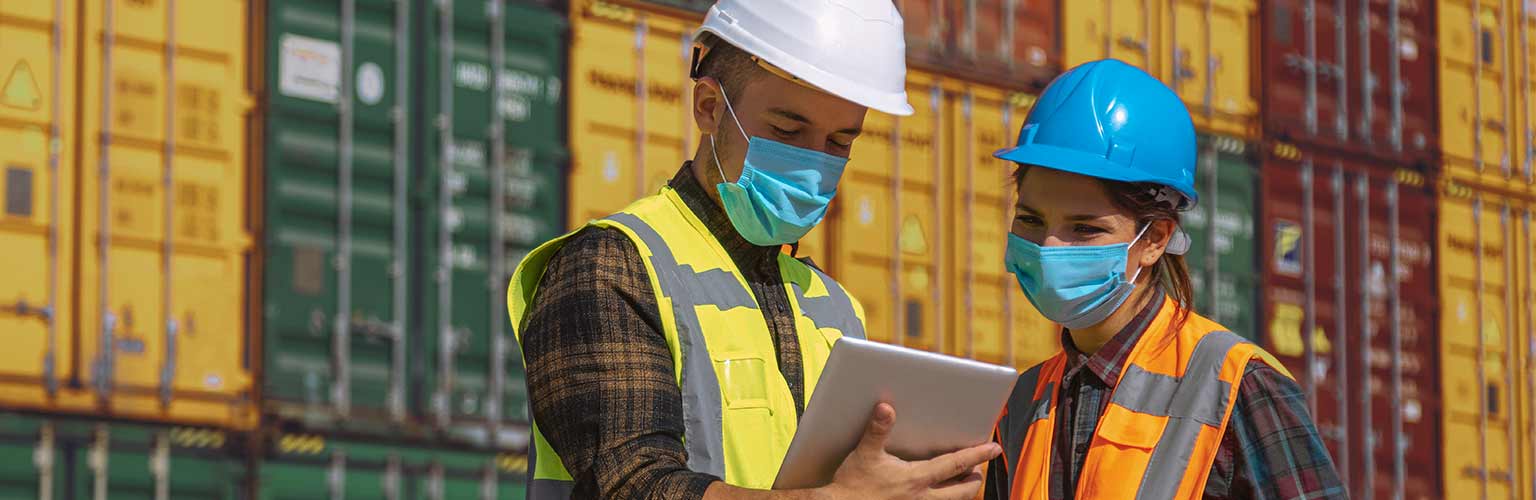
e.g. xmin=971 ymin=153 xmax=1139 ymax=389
xmin=695 ymin=39 xmax=768 ymax=101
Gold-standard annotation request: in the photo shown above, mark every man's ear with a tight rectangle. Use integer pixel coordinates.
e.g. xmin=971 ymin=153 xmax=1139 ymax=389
xmin=693 ymin=77 xmax=725 ymax=135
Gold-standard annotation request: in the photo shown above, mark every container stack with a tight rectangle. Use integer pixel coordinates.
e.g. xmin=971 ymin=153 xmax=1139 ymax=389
xmin=2 ymin=0 xmax=1535 ymax=498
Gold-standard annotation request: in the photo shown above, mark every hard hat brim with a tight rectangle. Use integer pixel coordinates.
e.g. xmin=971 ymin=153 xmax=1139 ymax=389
xmin=992 ymin=143 xmax=1201 ymax=207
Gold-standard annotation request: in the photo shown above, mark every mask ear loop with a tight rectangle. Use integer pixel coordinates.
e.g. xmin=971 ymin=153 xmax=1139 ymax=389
xmin=1126 ymin=222 xmax=1153 ymax=283
xmin=708 ymin=84 xmax=751 ymax=185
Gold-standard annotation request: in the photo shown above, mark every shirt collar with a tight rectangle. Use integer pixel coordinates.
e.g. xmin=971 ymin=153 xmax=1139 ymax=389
xmin=669 ymin=162 xmax=783 ymax=267
xmin=1059 ymin=289 xmax=1166 ymax=388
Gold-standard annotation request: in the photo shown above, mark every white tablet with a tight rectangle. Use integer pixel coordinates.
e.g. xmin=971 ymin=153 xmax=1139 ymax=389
xmin=773 ymin=337 xmax=1020 ymax=490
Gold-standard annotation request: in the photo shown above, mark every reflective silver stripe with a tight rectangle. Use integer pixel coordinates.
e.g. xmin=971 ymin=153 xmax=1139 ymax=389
xmin=527 ymin=479 xmax=574 ymax=499
xmin=605 ymin=212 xmax=743 ymax=479
xmin=1112 ymin=365 xmax=1231 ymax=426
xmin=1000 ymin=365 xmax=1048 ymax=478
xmin=791 ymin=266 xmax=865 ymax=339
xmin=1133 ymin=331 xmax=1247 ymax=500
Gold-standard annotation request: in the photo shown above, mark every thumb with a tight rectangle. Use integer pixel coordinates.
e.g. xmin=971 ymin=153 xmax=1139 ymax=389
xmin=856 ymin=402 xmax=896 ymax=454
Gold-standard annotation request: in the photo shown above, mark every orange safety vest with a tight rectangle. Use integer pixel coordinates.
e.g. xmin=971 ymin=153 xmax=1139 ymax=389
xmin=995 ymin=297 xmax=1293 ymax=500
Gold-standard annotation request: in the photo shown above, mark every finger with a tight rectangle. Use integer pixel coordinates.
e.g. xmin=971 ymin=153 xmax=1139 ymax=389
xmin=923 ymin=470 xmax=986 ymax=500
xmin=855 ymin=402 xmax=896 ymax=453
xmin=915 ymin=442 xmax=1001 ymax=484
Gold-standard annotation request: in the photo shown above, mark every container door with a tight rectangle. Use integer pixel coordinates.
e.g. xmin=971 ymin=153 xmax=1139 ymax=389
xmin=1440 ymin=185 xmax=1521 ymax=500
xmin=0 ymin=0 xmax=78 ymax=410
xmin=566 ymin=2 xmax=696 ymax=224
xmin=262 ymin=440 xmax=397 ymax=500
xmin=1182 ymin=134 xmax=1259 ymax=340
xmin=76 ymin=0 xmax=255 ymax=428
xmin=263 ymin=0 xmax=413 ymax=426
xmin=0 ymin=415 xmax=65 ymax=499
xmin=88 ymin=427 xmax=242 ymax=500
xmin=1169 ymin=0 xmax=1258 ymax=138
xmin=420 ymin=0 xmax=563 ymax=446
xmin=1260 ymin=0 xmax=1351 ymax=145
xmin=1062 ymin=0 xmax=1156 ymax=75
xmin=834 ymin=74 xmax=945 ymax=353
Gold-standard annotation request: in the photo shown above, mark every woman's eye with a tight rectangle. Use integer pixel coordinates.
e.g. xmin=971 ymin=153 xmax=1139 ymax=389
xmin=1074 ymin=224 xmax=1107 ymax=235
xmin=1016 ymin=215 xmax=1044 ymax=226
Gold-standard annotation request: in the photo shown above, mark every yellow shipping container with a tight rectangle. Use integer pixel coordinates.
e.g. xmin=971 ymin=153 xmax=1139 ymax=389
xmin=1438 ymin=179 xmax=1536 ymax=500
xmin=1439 ymin=0 xmax=1536 ymax=192
xmin=0 ymin=0 xmax=90 ymax=411
xmin=1060 ymin=0 xmax=1259 ymax=139
xmin=67 ymin=0 xmax=256 ymax=428
xmin=943 ymin=82 xmax=1059 ymax=368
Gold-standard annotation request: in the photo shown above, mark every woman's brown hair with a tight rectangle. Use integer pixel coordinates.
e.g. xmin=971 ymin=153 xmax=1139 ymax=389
xmin=1013 ymin=165 xmax=1196 ymax=328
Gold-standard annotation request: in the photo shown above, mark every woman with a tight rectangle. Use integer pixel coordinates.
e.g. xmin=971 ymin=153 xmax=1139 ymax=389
xmin=982 ymin=59 xmax=1347 ymax=500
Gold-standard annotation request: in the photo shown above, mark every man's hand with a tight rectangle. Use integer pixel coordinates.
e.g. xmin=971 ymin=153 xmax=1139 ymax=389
xmin=704 ymin=403 xmax=1000 ymax=500
xmin=815 ymin=402 xmax=1000 ymax=500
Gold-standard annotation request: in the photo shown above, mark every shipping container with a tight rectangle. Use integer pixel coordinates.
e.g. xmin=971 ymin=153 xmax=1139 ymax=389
xmin=1437 ymin=178 xmax=1536 ymax=500
xmin=264 ymin=0 xmax=417 ymax=429
xmin=1260 ymin=142 xmax=1441 ymax=500
xmin=566 ymin=0 xmax=700 ymax=222
xmin=417 ymin=0 xmax=564 ymax=447
xmin=261 ymin=433 xmax=527 ymax=499
xmin=68 ymin=0 xmax=258 ymax=428
xmin=1061 ymin=0 xmax=1260 ymax=139
xmin=942 ymin=83 xmax=1060 ymax=368
xmin=1260 ymin=0 xmax=1441 ymax=164
xmin=1183 ymin=134 xmax=1261 ymax=341
xmin=0 ymin=412 xmax=249 ymax=499
xmin=0 ymin=0 xmax=85 ymax=412
xmin=899 ymin=0 xmax=1061 ymax=89
xmin=1437 ymin=0 xmax=1536 ymax=195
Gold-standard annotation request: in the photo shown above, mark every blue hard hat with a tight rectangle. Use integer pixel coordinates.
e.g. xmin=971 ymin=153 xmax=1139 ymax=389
xmin=994 ymin=59 xmax=1198 ymax=209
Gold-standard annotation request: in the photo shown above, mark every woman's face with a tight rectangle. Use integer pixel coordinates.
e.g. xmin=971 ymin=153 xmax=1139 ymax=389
xmin=1012 ymin=166 xmax=1169 ymax=275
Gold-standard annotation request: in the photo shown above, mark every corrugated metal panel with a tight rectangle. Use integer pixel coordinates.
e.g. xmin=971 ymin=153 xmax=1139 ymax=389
xmin=0 ymin=413 xmax=247 ymax=499
xmin=1438 ymin=0 xmax=1536 ymax=196
xmin=418 ymin=0 xmax=562 ymax=449
xmin=75 ymin=0 xmax=257 ymax=429
xmin=1061 ymin=0 xmax=1260 ymax=139
xmin=0 ymin=0 xmax=83 ymax=412
xmin=1183 ymin=134 xmax=1260 ymax=340
xmin=565 ymin=0 xmax=697 ymax=225
xmin=1260 ymin=142 xmax=1441 ymax=500
xmin=899 ymin=0 xmax=1061 ymax=89
xmin=834 ymin=72 xmax=947 ymax=353
xmin=260 ymin=434 xmax=527 ymax=499
xmin=1437 ymin=178 xmax=1533 ymax=500
xmin=263 ymin=0 xmax=414 ymax=429
xmin=1260 ymin=0 xmax=1440 ymax=164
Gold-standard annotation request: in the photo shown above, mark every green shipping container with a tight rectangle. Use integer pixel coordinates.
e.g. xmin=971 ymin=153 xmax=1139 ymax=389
xmin=263 ymin=0 xmax=565 ymax=447
xmin=417 ymin=1 xmax=566 ymax=447
xmin=1182 ymin=134 xmax=1261 ymax=341
xmin=260 ymin=435 xmax=527 ymax=499
xmin=0 ymin=413 xmax=247 ymax=499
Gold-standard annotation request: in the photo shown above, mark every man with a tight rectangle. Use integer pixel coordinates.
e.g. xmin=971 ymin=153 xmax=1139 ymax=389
xmin=505 ymin=1 xmax=1000 ymax=499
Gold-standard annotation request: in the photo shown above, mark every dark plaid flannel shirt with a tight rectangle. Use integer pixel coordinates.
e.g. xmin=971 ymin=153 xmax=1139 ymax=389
xmin=520 ymin=164 xmax=802 ymax=500
xmin=984 ymin=293 xmax=1349 ymax=500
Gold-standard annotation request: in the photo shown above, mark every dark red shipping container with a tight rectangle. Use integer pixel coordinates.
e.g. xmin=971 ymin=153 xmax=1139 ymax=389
xmin=898 ymin=0 xmax=1060 ymax=90
xmin=1259 ymin=142 xmax=1442 ymax=500
xmin=1259 ymin=0 xmax=1440 ymax=165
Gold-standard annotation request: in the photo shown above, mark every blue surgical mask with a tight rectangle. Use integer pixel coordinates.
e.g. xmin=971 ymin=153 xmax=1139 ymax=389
xmin=1004 ymin=225 xmax=1149 ymax=330
xmin=710 ymin=90 xmax=847 ymax=246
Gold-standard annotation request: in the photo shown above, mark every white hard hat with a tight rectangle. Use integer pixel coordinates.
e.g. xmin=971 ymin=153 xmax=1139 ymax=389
xmin=694 ymin=0 xmax=914 ymax=116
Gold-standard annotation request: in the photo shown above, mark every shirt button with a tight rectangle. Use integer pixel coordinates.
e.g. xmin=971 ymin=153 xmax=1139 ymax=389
xmin=1075 ymin=441 xmax=1090 ymax=453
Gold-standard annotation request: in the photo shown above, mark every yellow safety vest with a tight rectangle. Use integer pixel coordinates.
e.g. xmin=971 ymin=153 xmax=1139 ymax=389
xmin=996 ymin=298 xmax=1294 ymax=500
xmin=506 ymin=187 xmax=867 ymax=498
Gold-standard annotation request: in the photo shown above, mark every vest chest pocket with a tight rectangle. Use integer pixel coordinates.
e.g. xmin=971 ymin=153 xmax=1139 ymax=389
xmin=712 ymin=353 xmax=796 ymax=488
xmin=1077 ymin=403 xmax=1161 ymax=497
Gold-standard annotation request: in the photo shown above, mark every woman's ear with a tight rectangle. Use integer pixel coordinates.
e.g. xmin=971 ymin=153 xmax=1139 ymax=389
xmin=693 ymin=78 xmax=724 ymax=135
xmin=1136 ymin=219 xmax=1175 ymax=267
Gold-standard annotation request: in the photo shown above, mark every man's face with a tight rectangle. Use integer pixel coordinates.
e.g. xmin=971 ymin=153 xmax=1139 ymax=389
xmin=693 ymin=70 xmax=869 ymax=198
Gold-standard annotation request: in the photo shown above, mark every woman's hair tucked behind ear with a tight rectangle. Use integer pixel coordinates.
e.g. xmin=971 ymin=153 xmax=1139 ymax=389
xmin=1013 ymin=164 xmax=1196 ymax=328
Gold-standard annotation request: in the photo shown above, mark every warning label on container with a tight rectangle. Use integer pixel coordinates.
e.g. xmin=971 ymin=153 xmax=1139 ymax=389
xmin=2 ymin=60 xmax=41 ymax=110
xmin=279 ymin=34 xmax=341 ymax=104
xmin=176 ymin=83 xmax=221 ymax=146
xmin=1272 ymin=220 xmax=1303 ymax=276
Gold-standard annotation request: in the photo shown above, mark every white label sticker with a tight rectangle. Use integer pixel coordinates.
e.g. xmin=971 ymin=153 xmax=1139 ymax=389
xmin=278 ymin=34 xmax=341 ymax=103
xmin=455 ymin=61 xmax=490 ymax=91
xmin=356 ymin=62 xmax=385 ymax=105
